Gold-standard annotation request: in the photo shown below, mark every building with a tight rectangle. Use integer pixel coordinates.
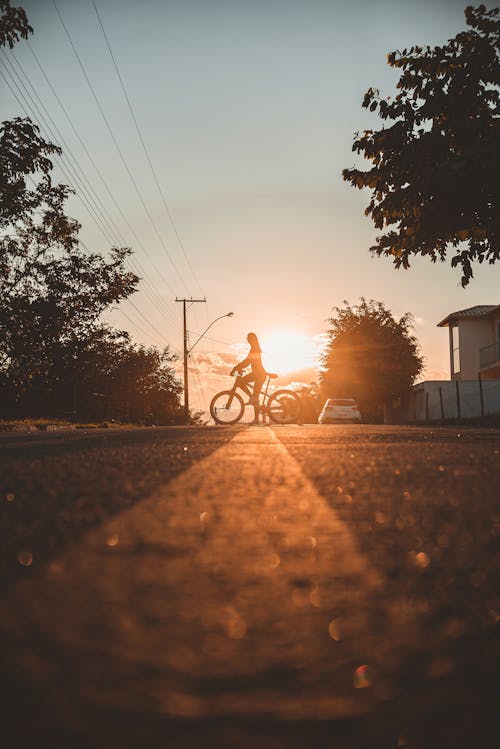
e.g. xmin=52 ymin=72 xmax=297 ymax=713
xmin=437 ymin=305 xmax=500 ymax=380
xmin=384 ymin=304 xmax=500 ymax=423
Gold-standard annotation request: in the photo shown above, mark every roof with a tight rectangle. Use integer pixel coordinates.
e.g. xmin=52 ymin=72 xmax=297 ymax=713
xmin=437 ymin=305 xmax=500 ymax=327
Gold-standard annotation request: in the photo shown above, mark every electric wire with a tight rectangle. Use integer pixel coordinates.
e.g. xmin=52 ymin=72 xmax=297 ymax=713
xmin=25 ymin=39 xmax=181 ymax=314
xmin=68 ymin=235 xmax=177 ymax=351
xmin=0 ymin=59 xmax=176 ymax=335
xmin=7 ymin=45 xmax=179 ymax=321
xmin=111 ymin=307 xmax=154 ymax=343
xmin=52 ymin=0 xmax=191 ymax=294
xmin=1 ymin=49 xmax=179 ymax=330
xmin=0 ymin=57 xmax=115 ymax=247
xmin=5 ymin=10 xmax=211 ymax=407
xmin=126 ymin=298 xmax=175 ymax=345
xmin=2 ymin=68 xmax=179 ymax=350
xmin=189 ymin=331 xmax=234 ymax=347
xmin=90 ymin=0 xmax=204 ymax=298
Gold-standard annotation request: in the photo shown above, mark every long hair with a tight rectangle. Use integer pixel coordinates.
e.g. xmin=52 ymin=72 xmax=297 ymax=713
xmin=247 ymin=332 xmax=261 ymax=353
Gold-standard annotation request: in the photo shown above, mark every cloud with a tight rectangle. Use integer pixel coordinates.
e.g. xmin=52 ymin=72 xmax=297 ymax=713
xmin=188 ymin=350 xmax=238 ymax=378
xmin=179 ymin=348 xmax=324 ymax=413
xmin=274 ymin=366 xmax=319 ymax=387
xmin=421 ymin=367 xmax=449 ymax=380
xmin=185 ymin=351 xmax=321 ymax=387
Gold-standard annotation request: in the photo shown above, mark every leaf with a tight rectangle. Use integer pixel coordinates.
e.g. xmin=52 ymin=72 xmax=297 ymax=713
xmin=341 ymin=4 xmax=500 ymax=284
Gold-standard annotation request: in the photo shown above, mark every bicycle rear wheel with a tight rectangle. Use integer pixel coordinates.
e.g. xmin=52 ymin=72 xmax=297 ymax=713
xmin=210 ymin=390 xmax=245 ymax=425
xmin=267 ymin=390 xmax=301 ymax=425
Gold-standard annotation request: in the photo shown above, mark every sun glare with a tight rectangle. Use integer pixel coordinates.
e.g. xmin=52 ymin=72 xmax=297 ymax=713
xmin=260 ymin=330 xmax=319 ymax=375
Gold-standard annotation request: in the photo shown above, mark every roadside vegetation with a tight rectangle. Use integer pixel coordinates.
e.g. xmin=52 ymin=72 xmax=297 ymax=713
xmin=2 ymin=4 xmax=494 ymax=425
xmin=343 ymin=5 xmax=499 ymax=286
xmin=321 ymin=299 xmax=424 ymax=422
xmin=0 ymin=1 xmax=185 ymax=425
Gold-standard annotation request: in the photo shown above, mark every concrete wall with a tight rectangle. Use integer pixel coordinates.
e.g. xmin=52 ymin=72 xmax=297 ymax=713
xmin=455 ymin=319 xmax=494 ymax=380
xmin=494 ymin=313 xmax=500 ymax=337
xmin=409 ymin=380 xmax=500 ymax=421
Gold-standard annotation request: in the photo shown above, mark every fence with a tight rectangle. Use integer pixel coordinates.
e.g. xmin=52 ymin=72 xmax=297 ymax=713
xmin=409 ymin=379 xmax=500 ymax=421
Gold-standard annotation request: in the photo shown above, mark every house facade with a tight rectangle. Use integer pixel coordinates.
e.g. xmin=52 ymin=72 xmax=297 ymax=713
xmin=437 ymin=305 xmax=500 ymax=380
xmin=384 ymin=304 xmax=500 ymax=423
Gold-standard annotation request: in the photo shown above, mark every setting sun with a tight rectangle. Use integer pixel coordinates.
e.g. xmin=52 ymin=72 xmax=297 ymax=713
xmin=260 ymin=330 xmax=319 ymax=375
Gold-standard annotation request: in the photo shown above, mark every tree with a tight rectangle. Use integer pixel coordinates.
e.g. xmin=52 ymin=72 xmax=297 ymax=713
xmin=0 ymin=3 xmax=138 ymax=415
xmin=0 ymin=1 xmax=184 ymax=425
xmin=321 ymin=299 xmax=423 ymax=422
xmin=343 ymin=5 xmax=499 ymax=287
xmin=289 ymin=382 xmax=322 ymax=423
xmin=0 ymin=118 xmax=139 ymax=406
xmin=72 ymin=331 xmax=183 ymax=425
xmin=0 ymin=322 xmax=184 ymax=424
xmin=0 ymin=0 xmax=32 ymax=48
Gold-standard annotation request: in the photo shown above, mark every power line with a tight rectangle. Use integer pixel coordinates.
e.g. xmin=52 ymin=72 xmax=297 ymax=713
xmin=2 ymin=47 xmax=180 ymax=330
xmin=52 ymin=0 xmax=190 ymax=294
xmin=90 ymin=0 xmax=204 ymax=298
xmin=1 ymin=69 xmax=178 ymax=346
xmin=188 ymin=331 xmax=233 ymax=348
xmin=1 ymin=57 xmax=172 ymax=331
xmin=175 ymin=297 xmax=206 ymax=423
xmin=0 ymin=56 xmax=115 ymax=247
xmin=112 ymin=306 xmax=153 ymax=342
xmin=25 ymin=38 xmax=180 ymax=312
xmin=127 ymin=297 xmax=179 ymax=347
xmin=72 ymin=237 xmax=176 ymax=347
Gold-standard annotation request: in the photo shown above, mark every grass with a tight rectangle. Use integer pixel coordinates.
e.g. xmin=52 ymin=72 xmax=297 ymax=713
xmin=0 ymin=418 xmax=141 ymax=432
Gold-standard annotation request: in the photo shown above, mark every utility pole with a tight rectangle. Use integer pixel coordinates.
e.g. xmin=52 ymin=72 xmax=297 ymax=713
xmin=176 ymin=297 xmax=206 ymax=425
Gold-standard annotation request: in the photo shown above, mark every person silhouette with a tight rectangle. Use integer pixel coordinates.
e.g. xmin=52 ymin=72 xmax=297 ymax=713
xmin=230 ymin=332 xmax=266 ymax=419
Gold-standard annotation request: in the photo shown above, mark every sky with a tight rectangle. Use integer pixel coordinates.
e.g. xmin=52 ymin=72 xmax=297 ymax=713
xmin=1 ymin=0 xmax=498 ymax=412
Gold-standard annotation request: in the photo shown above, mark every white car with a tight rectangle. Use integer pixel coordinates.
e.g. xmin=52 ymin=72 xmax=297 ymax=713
xmin=318 ymin=398 xmax=361 ymax=424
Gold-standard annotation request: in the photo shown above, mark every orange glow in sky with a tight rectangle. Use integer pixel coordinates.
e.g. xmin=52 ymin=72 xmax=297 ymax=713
xmin=6 ymin=0 xmax=496 ymax=416
xmin=260 ymin=330 xmax=320 ymax=375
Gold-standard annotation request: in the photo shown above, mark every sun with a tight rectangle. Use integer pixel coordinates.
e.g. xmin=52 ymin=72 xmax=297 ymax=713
xmin=260 ymin=329 xmax=318 ymax=375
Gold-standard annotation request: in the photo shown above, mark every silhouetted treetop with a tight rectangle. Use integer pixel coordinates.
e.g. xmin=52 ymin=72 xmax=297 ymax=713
xmin=343 ymin=5 xmax=499 ymax=286
xmin=0 ymin=1 xmax=184 ymax=424
xmin=0 ymin=0 xmax=32 ymax=48
xmin=321 ymin=299 xmax=423 ymax=421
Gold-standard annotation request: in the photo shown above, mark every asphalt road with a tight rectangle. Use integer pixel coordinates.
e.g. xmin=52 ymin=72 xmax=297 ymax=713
xmin=1 ymin=424 xmax=500 ymax=748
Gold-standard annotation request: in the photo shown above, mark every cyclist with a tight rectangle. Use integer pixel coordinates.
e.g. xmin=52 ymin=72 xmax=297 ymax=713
xmin=230 ymin=332 xmax=266 ymax=409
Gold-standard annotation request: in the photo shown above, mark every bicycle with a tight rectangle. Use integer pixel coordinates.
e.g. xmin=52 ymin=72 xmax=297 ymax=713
xmin=210 ymin=371 xmax=301 ymax=425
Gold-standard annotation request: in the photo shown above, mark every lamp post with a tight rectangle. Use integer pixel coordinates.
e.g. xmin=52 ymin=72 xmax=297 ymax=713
xmin=187 ymin=312 xmax=234 ymax=357
xmin=178 ymin=306 xmax=234 ymax=425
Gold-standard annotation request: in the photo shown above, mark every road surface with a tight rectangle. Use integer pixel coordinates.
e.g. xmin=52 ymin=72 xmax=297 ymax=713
xmin=1 ymin=424 xmax=500 ymax=748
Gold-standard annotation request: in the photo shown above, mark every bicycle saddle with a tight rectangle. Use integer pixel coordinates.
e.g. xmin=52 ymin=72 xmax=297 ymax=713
xmin=266 ymin=372 xmax=278 ymax=378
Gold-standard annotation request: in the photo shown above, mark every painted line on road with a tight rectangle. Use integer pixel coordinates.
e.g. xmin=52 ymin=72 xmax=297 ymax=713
xmin=2 ymin=426 xmax=383 ymax=729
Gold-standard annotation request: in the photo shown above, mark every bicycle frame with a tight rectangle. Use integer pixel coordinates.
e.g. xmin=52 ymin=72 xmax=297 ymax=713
xmin=231 ymin=371 xmax=274 ymax=411
xmin=210 ymin=371 xmax=301 ymax=425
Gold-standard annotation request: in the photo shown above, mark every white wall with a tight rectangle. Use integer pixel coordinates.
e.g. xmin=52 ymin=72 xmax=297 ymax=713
xmin=456 ymin=319 xmax=494 ymax=380
xmin=411 ymin=380 xmax=500 ymax=421
xmin=493 ymin=313 xmax=500 ymax=341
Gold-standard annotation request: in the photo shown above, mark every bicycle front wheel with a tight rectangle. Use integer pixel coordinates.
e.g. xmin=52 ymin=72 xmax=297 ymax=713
xmin=267 ymin=390 xmax=301 ymax=425
xmin=210 ymin=390 xmax=245 ymax=425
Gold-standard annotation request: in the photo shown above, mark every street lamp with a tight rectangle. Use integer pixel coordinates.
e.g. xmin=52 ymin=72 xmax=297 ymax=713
xmin=183 ymin=311 xmax=234 ymax=424
xmin=187 ymin=312 xmax=234 ymax=356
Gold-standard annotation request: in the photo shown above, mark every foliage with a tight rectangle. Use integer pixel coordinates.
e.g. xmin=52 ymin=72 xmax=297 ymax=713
xmin=0 ymin=0 xmax=32 ymax=48
xmin=343 ymin=5 xmax=500 ymax=286
xmin=91 ymin=335 xmax=183 ymax=425
xmin=0 ymin=117 xmax=139 ymax=399
xmin=0 ymin=5 xmax=183 ymax=424
xmin=71 ymin=331 xmax=183 ymax=425
xmin=321 ymin=299 xmax=424 ymax=421
xmin=188 ymin=409 xmax=206 ymax=426
xmin=290 ymin=382 xmax=321 ymax=423
xmin=0 ymin=324 xmax=184 ymax=424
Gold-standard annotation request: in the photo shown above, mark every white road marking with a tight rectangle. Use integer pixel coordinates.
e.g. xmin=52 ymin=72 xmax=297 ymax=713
xmin=2 ymin=426 xmax=383 ymax=726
